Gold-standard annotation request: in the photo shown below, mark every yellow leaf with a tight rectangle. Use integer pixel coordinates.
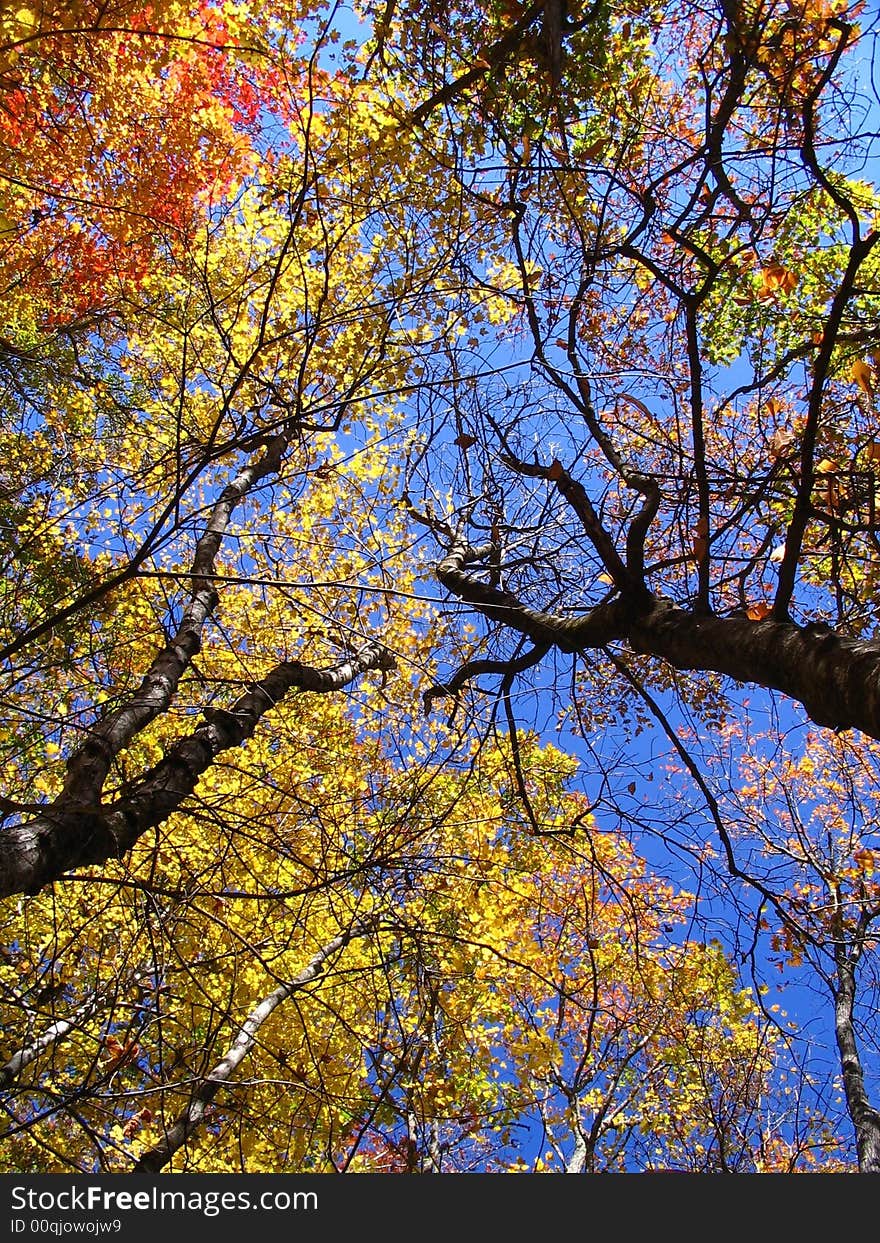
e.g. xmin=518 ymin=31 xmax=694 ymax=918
xmin=815 ymin=458 xmax=837 ymax=474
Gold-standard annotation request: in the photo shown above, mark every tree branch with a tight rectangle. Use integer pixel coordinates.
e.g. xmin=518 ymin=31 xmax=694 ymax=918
xmin=132 ymin=924 xmax=374 ymax=1173
xmin=0 ymin=643 xmax=395 ymax=898
xmin=437 ymin=543 xmax=880 ymax=740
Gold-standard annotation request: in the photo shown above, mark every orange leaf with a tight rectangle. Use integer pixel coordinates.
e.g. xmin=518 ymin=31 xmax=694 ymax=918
xmin=619 ymin=392 xmax=654 ymax=421
xmin=851 ymin=358 xmax=874 ymax=400
xmin=854 ymin=847 xmax=876 ymax=875
xmin=864 ymin=441 xmax=880 ymax=463
xmin=761 ymin=265 xmax=797 ymax=295
xmin=692 ymin=534 xmax=708 ymax=562
xmin=822 ymin=480 xmax=842 ymax=512
xmin=747 ymin=601 xmax=772 ymax=620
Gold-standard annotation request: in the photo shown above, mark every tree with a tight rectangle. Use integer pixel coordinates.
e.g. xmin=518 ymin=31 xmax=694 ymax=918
xmin=0 ymin=0 xmax=879 ymax=1171
xmin=0 ymin=725 xmax=814 ymax=1172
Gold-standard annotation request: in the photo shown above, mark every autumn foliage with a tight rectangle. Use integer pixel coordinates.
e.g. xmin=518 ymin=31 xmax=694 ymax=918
xmin=0 ymin=0 xmax=879 ymax=1173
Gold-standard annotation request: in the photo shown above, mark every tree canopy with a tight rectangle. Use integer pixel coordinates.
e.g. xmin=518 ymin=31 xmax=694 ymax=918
xmin=1 ymin=0 xmax=880 ymax=1173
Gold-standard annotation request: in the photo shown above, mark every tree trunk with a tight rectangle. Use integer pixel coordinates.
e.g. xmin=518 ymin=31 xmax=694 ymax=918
xmin=834 ymin=946 xmax=880 ymax=1172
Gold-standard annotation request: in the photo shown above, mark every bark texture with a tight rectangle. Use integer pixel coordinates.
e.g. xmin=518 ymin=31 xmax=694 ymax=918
xmin=0 ymin=644 xmax=394 ymax=899
xmin=132 ymin=926 xmax=370 ymax=1172
xmin=435 ymin=541 xmax=880 ymax=740
xmin=834 ymin=939 xmax=880 ymax=1173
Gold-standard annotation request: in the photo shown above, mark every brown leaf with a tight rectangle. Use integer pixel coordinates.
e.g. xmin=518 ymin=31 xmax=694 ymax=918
xmin=580 ymin=138 xmax=605 ymax=160
xmin=453 ymin=433 xmax=476 ymax=450
xmin=769 ymin=427 xmax=796 ymax=458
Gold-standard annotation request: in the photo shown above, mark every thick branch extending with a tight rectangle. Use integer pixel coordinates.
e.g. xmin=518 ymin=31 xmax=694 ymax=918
xmin=60 ymin=435 xmax=290 ymax=806
xmin=437 ymin=544 xmax=880 ymax=741
xmin=0 ymin=643 xmax=395 ymax=899
xmin=0 ymin=994 xmax=108 ymax=1088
